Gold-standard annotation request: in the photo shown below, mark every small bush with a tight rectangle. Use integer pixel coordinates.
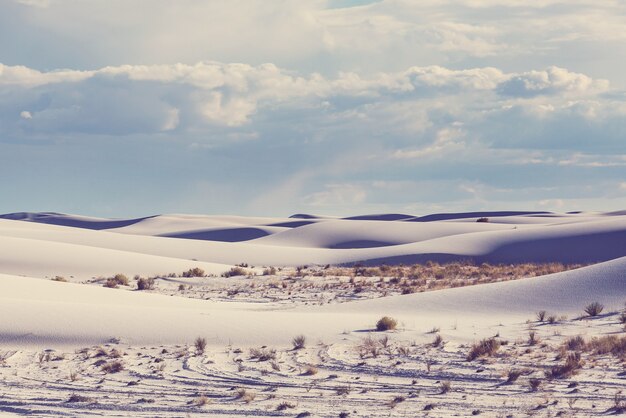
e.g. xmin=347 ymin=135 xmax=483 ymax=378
xmin=529 ymin=378 xmax=542 ymax=391
xmin=137 ymin=277 xmax=155 ymax=290
xmin=103 ymin=278 xmax=119 ymax=288
xmin=183 ymin=267 xmax=205 ymax=278
xmin=476 ymin=217 xmax=489 ymax=223
xmin=292 ymin=335 xmax=306 ymax=350
xmin=546 ymin=352 xmax=583 ymax=379
xmin=467 ymin=338 xmax=500 ymax=361
xmin=112 ymin=274 xmax=129 ymax=286
xmin=249 ymin=347 xmax=276 ymax=362
xmin=222 ymin=267 xmax=247 ymax=278
xmin=101 ymin=360 xmax=124 ymax=374
xmin=52 ymin=276 xmax=67 ymax=282
xmin=564 ymin=335 xmax=585 ymax=351
xmin=528 ymin=331 xmax=539 ymax=346
xmin=276 ymin=401 xmax=296 ymax=411
xmin=505 ymin=369 xmax=522 ymax=383
xmin=376 ymin=316 xmax=398 ymax=331
xmin=195 ymin=395 xmax=209 ymax=406
xmin=432 ymin=334 xmax=443 ymax=347
xmin=584 ymin=301 xmax=604 ymax=317
xmin=67 ymin=394 xmax=92 ymax=403
xmin=195 ymin=337 xmax=207 ymax=355
xmin=235 ymin=388 xmax=255 ymax=403
xmin=536 ymin=310 xmax=547 ymax=322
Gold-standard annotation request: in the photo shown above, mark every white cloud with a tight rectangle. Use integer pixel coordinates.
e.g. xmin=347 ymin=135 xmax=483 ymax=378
xmin=19 ymin=110 xmax=32 ymax=119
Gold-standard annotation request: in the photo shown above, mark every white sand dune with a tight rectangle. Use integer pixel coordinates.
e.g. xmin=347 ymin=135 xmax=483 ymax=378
xmin=0 ymin=256 xmax=624 ymax=349
xmin=0 ymin=212 xmax=624 ymax=275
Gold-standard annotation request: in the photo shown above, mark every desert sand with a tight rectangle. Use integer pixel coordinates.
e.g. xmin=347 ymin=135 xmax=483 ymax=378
xmin=0 ymin=211 xmax=625 ymax=417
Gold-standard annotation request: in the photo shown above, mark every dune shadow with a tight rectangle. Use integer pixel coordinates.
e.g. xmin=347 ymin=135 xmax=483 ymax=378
xmin=160 ymin=227 xmax=270 ymax=242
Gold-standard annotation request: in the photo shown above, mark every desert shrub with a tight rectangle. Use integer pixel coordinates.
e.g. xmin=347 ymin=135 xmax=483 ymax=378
xmin=235 ymin=388 xmax=255 ymax=403
xmin=195 ymin=337 xmax=207 ymax=355
xmin=263 ymin=267 xmax=277 ymax=276
xmin=52 ymin=276 xmax=67 ymax=282
xmin=536 ymin=310 xmax=547 ymax=322
xmin=586 ymin=335 xmax=626 ymax=358
xmin=564 ymin=335 xmax=585 ymax=351
xmin=101 ymin=360 xmax=124 ymax=374
xmin=506 ymin=369 xmax=522 ymax=383
xmin=467 ymin=338 xmax=500 ymax=361
xmin=112 ymin=274 xmax=129 ymax=286
xmin=222 ymin=267 xmax=247 ymax=277
xmin=137 ymin=277 xmax=155 ymax=290
xmin=195 ymin=395 xmax=209 ymax=406
xmin=249 ymin=347 xmax=276 ymax=362
xmin=103 ymin=278 xmax=119 ymax=288
xmin=357 ymin=335 xmax=381 ymax=358
xmin=183 ymin=267 xmax=205 ymax=278
xmin=335 ymin=386 xmax=351 ymax=396
xmin=376 ymin=316 xmax=398 ymax=331
xmin=547 ymin=315 xmax=557 ymax=324
xmin=292 ymin=335 xmax=306 ymax=350
xmin=67 ymin=394 xmax=92 ymax=403
xmin=546 ymin=352 xmax=583 ymax=379
xmin=584 ymin=301 xmax=604 ymax=317
xmin=528 ymin=378 xmax=542 ymax=391
xmin=432 ymin=334 xmax=443 ymax=347
xmin=476 ymin=217 xmax=489 ymax=223
xmin=276 ymin=401 xmax=296 ymax=411
xmin=528 ymin=331 xmax=539 ymax=346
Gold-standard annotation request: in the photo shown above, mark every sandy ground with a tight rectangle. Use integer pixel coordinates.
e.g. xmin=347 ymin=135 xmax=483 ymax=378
xmin=0 ymin=211 xmax=625 ymax=416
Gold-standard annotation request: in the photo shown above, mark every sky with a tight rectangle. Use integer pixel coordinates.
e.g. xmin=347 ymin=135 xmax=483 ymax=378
xmin=1 ymin=0 xmax=625 ymax=217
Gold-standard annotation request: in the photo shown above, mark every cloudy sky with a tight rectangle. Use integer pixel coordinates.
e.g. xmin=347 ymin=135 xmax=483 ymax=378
xmin=1 ymin=0 xmax=625 ymax=217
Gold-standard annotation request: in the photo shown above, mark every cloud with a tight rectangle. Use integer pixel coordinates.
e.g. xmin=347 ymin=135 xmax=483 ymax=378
xmin=497 ymin=66 xmax=609 ymax=97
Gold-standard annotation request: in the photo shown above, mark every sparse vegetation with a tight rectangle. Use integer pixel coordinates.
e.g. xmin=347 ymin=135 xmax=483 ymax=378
xmin=249 ymin=347 xmax=276 ymax=362
xmin=467 ymin=338 xmax=500 ymax=361
xmin=183 ymin=267 xmax=205 ymax=278
xmin=584 ymin=301 xmax=604 ymax=317
xmin=101 ymin=360 xmax=124 ymax=374
xmin=292 ymin=335 xmax=306 ymax=350
xmin=376 ymin=316 xmax=398 ymax=331
xmin=195 ymin=337 xmax=207 ymax=355
xmin=137 ymin=277 xmax=155 ymax=290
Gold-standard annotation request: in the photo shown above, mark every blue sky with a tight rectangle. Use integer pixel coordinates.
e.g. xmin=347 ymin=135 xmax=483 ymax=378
xmin=1 ymin=0 xmax=625 ymax=217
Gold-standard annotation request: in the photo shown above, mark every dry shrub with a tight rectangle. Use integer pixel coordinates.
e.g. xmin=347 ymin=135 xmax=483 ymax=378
xmin=467 ymin=338 xmax=500 ymax=361
xmin=505 ymin=369 xmax=522 ymax=383
xmin=101 ymin=360 xmax=124 ymax=374
xmin=276 ymin=401 xmax=296 ymax=411
xmin=137 ymin=277 xmax=155 ymax=290
xmin=292 ymin=335 xmax=306 ymax=350
xmin=67 ymin=394 xmax=92 ymax=403
xmin=195 ymin=337 xmax=207 ymax=355
xmin=222 ymin=267 xmax=248 ymax=278
xmin=585 ymin=335 xmax=626 ymax=358
xmin=536 ymin=310 xmax=547 ymax=322
xmin=529 ymin=378 xmax=542 ymax=391
xmin=546 ymin=352 xmax=583 ymax=379
xmin=528 ymin=331 xmax=539 ymax=346
xmin=195 ymin=395 xmax=209 ymax=406
xmin=432 ymin=334 xmax=443 ymax=347
xmin=376 ymin=316 xmax=398 ymax=331
xmin=183 ymin=267 xmax=205 ymax=278
xmin=235 ymin=388 xmax=256 ymax=403
xmin=584 ymin=301 xmax=604 ymax=317
xmin=52 ymin=276 xmax=67 ymax=282
xmin=249 ymin=347 xmax=276 ymax=362
xmin=564 ymin=335 xmax=585 ymax=351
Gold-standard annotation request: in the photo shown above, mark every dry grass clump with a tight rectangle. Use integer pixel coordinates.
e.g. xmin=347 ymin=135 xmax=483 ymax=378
xmin=432 ymin=334 xmax=443 ymax=347
xmin=101 ymin=360 xmax=124 ymax=374
xmin=529 ymin=378 xmax=542 ymax=391
xmin=194 ymin=337 xmax=207 ymax=355
xmin=564 ymin=335 xmax=585 ymax=351
xmin=292 ymin=335 xmax=306 ymax=350
xmin=67 ymin=394 xmax=93 ymax=403
xmin=585 ymin=335 xmax=626 ymax=358
xmin=376 ymin=316 xmax=398 ymax=331
xmin=505 ymin=369 xmax=522 ymax=384
xmin=182 ymin=267 xmax=205 ymax=278
xmin=536 ymin=310 xmax=547 ymax=322
xmin=276 ymin=401 xmax=296 ymax=411
xmin=235 ymin=388 xmax=256 ymax=403
xmin=195 ymin=395 xmax=209 ymax=406
xmin=137 ymin=277 xmax=155 ymax=290
xmin=528 ymin=331 xmax=540 ymax=346
xmin=52 ymin=276 xmax=67 ymax=282
xmin=222 ymin=267 xmax=248 ymax=278
xmin=249 ymin=347 xmax=276 ymax=362
xmin=546 ymin=352 xmax=583 ymax=379
xmin=467 ymin=338 xmax=500 ymax=361
xmin=584 ymin=301 xmax=604 ymax=317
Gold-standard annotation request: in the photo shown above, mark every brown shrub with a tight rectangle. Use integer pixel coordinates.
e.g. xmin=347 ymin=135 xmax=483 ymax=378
xmin=467 ymin=338 xmax=500 ymax=361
